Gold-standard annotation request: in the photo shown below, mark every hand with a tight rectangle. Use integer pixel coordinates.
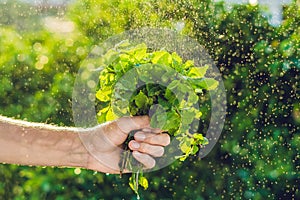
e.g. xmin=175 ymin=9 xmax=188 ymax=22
xmin=80 ymin=116 xmax=170 ymax=174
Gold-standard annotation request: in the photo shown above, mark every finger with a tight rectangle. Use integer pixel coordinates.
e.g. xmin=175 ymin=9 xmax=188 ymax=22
xmin=114 ymin=116 xmax=150 ymax=133
xmin=134 ymin=131 xmax=170 ymax=146
xmin=141 ymin=127 xmax=162 ymax=134
xmin=104 ymin=116 xmax=150 ymax=146
xmin=132 ymin=151 xmax=156 ymax=169
xmin=129 ymin=141 xmax=164 ymax=157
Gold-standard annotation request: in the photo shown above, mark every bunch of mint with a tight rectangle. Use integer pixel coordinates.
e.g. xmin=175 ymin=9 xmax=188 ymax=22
xmin=95 ymin=41 xmax=218 ymax=195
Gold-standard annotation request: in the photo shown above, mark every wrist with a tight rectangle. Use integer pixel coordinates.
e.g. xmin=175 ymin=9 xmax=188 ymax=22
xmin=73 ymin=126 xmax=121 ymax=174
xmin=66 ymin=130 xmax=90 ymax=169
xmin=86 ymin=152 xmax=121 ymax=174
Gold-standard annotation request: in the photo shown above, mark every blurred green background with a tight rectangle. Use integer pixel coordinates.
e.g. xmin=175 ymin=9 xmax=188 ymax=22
xmin=0 ymin=0 xmax=299 ymax=199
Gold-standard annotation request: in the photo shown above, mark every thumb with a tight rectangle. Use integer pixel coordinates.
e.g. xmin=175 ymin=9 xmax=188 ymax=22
xmin=104 ymin=116 xmax=150 ymax=146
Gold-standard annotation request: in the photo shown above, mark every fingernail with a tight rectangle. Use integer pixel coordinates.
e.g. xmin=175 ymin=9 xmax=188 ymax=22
xmin=131 ymin=141 xmax=140 ymax=149
xmin=135 ymin=132 xmax=146 ymax=141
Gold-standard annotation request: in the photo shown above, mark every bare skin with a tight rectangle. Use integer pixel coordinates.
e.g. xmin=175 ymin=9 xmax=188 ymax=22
xmin=0 ymin=115 xmax=170 ymax=174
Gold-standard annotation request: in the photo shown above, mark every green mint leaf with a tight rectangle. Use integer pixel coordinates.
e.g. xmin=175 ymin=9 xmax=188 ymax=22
xmin=139 ymin=176 xmax=149 ymax=190
xmin=151 ymin=51 xmax=171 ymax=65
xmin=134 ymin=91 xmax=148 ymax=109
xmin=188 ymin=65 xmax=209 ymax=78
xmin=193 ymin=78 xmax=219 ymax=90
xmin=191 ymin=145 xmax=199 ymax=155
xmin=150 ymin=105 xmax=167 ymax=129
xmin=96 ymin=86 xmax=112 ymax=102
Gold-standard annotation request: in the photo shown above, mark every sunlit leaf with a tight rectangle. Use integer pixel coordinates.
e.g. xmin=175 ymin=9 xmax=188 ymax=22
xmin=188 ymin=65 xmax=209 ymax=78
xmin=134 ymin=91 xmax=148 ymax=109
xmin=139 ymin=176 xmax=148 ymax=190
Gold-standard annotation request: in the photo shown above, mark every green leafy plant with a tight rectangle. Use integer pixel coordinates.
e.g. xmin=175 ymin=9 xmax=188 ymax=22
xmin=95 ymin=41 xmax=218 ymax=196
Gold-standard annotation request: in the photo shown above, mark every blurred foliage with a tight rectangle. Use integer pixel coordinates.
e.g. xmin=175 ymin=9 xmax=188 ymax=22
xmin=0 ymin=0 xmax=299 ymax=199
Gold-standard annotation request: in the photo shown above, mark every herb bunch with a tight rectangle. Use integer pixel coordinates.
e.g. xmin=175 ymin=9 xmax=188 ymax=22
xmin=95 ymin=41 xmax=218 ymax=195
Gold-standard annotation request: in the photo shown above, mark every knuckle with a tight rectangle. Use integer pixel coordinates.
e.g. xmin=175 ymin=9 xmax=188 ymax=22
xmin=134 ymin=131 xmax=146 ymax=141
xmin=139 ymin=143 xmax=147 ymax=152
xmin=147 ymin=134 xmax=156 ymax=143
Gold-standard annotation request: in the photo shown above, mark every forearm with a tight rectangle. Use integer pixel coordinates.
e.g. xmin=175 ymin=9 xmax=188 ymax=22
xmin=0 ymin=115 xmax=166 ymax=174
xmin=0 ymin=115 xmax=88 ymax=168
